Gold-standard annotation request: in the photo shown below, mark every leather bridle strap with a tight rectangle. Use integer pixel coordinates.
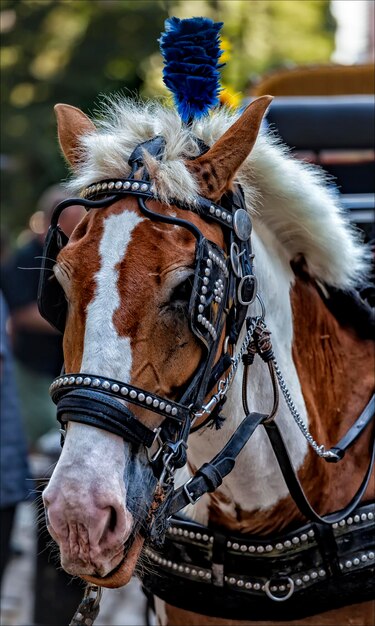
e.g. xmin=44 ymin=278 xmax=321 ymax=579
xmin=263 ymin=412 xmax=375 ymax=525
xmin=328 ymin=394 xmax=375 ymax=460
xmin=168 ymin=411 xmax=267 ymax=515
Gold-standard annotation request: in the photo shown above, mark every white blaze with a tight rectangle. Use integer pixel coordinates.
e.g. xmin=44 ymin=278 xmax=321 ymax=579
xmin=81 ymin=210 xmax=144 ymax=380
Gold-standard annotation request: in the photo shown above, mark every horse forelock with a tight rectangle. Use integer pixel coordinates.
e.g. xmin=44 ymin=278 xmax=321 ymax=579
xmin=65 ymin=97 xmax=370 ymax=291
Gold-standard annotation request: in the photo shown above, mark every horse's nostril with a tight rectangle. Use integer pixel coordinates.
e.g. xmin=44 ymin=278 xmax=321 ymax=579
xmin=108 ymin=506 xmax=117 ymax=533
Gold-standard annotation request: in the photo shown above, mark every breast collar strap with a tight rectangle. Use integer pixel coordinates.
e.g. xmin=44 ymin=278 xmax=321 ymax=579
xmin=142 ymin=502 xmax=375 ymax=621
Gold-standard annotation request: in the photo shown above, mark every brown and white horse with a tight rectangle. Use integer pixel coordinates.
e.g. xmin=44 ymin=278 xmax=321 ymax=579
xmin=42 ymin=97 xmax=374 ymax=625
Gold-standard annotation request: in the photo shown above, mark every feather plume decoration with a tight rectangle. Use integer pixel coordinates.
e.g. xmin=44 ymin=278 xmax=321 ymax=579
xmin=159 ymin=16 xmax=224 ymax=125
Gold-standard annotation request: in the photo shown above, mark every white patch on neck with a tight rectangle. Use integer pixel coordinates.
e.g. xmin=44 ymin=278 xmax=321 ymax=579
xmin=80 ymin=210 xmax=143 ymax=380
xmin=188 ymin=223 xmax=309 ymax=522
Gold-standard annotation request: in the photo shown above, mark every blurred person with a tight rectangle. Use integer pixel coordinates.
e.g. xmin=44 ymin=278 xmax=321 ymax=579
xmin=0 ymin=186 xmax=85 ymax=447
xmin=0 ymin=291 xmax=30 ymax=585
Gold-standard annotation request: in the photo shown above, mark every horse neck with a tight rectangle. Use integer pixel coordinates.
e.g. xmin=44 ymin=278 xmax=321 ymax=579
xmin=186 ymin=223 xmax=374 ymax=535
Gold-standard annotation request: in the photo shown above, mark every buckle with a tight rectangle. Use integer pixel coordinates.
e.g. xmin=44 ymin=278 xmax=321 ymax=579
xmin=183 ymin=477 xmax=201 ymax=505
xmin=146 ymin=427 xmax=163 ymax=462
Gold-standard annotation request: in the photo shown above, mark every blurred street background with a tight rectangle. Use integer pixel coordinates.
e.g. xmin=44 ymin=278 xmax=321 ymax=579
xmin=1 ymin=1 xmax=374 ymax=625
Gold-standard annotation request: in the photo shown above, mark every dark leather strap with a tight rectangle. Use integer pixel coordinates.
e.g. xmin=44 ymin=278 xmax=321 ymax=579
xmin=263 ymin=417 xmax=375 ymax=525
xmin=170 ymin=412 xmax=267 ymax=515
xmin=57 ymin=389 xmax=157 ymax=447
xmin=328 ymin=394 xmax=375 ymax=460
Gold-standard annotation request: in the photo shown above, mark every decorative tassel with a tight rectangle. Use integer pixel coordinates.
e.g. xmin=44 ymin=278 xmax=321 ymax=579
xmin=159 ymin=16 xmax=224 ymax=124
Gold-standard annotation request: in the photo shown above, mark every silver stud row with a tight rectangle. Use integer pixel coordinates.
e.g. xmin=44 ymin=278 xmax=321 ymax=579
xmin=82 ymin=180 xmax=152 ymax=198
xmin=226 ymin=528 xmax=314 ymax=553
xmin=50 ymin=375 xmax=178 ymax=416
xmin=332 ymin=510 xmax=374 ymax=529
xmin=197 ymin=314 xmax=217 ymax=340
xmin=145 ymin=547 xmax=212 ymax=580
xmin=339 ymin=551 xmax=374 ymax=570
xmin=209 ymin=204 xmax=233 ymax=226
xmin=208 ymin=249 xmax=229 ymax=277
xmin=167 ymin=527 xmax=214 ymax=543
xmin=146 ymin=545 xmax=328 ymax=594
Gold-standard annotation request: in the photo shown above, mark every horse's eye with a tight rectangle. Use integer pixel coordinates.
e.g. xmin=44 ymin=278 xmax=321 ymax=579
xmin=170 ymin=276 xmax=193 ymax=306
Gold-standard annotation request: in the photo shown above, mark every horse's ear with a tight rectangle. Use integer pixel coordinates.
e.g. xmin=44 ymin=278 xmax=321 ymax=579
xmin=187 ymin=95 xmax=273 ymax=201
xmin=54 ymin=104 xmax=96 ymax=169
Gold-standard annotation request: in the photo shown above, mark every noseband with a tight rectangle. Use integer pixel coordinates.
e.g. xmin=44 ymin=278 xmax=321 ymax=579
xmin=38 ymin=136 xmax=374 ymax=547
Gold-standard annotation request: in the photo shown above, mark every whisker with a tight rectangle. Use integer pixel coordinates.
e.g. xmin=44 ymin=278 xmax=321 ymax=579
xmin=17 ymin=266 xmax=54 ymax=272
xmin=35 ymin=255 xmax=58 ymax=263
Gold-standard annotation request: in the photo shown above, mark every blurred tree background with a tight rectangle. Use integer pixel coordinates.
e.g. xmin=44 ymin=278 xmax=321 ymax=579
xmin=1 ymin=0 xmax=335 ymax=238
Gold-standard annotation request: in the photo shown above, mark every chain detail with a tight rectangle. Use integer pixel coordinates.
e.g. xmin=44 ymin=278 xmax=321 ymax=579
xmin=193 ymin=316 xmax=261 ymax=420
xmin=272 ymin=358 xmax=339 ymax=460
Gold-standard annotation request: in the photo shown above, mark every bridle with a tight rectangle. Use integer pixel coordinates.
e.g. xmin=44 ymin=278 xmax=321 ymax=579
xmin=38 ymin=135 xmax=374 ymax=548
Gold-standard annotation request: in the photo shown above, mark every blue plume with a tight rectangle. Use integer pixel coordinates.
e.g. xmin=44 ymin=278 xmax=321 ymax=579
xmin=159 ymin=17 xmax=224 ymax=124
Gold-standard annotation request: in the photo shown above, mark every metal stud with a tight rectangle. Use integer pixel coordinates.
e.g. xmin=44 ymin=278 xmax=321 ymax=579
xmin=339 ymin=520 xmax=346 ymax=527
xmin=353 ymin=558 xmax=360 ymax=566
xmin=115 ymin=181 xmax=122 ymax=189
xmin=318 ymin=569 xmax=325 ymax=577
xmin=138 ymin=392 xmax=145 ymax=402
xmin=361 ymin=513 xmax=367 ymax=521
xmin=310 ymin=571 xmax=318 ymax=579
xmin=121 ymin=387 xmax=129 ymax=396
xmin=83 ymin=377 xmax=92 ymax=386
xmin=111 ymin=383 xmax=120 ymax=392
xmin=292 ymin=537 xmax=300 ymax=544
xmin=129 ymin=390 xmax=137 ymax=399
xmin=68 ymin=377 xmax=75 ymax=385
xmin=201 ymin=286 xmax=207 ymax=294
xmin=92 ymin=379 xmax=101 ymax=387
xmin=276 ymin=543 xmax=283 ymax=550
xmin=248 ymin=546 xmax=256 ymax=553
xmin=346 ymin=517 xmax=353 ymax=525
xmin=302 ymin=574 xmax=310 ymax=582
xmin=237 ymin=580 xmax=244 ymax=587
xmin=123 ymin=181 xmax=131 ymax=190
xmin=368 ymin=552 xmax=374 ymax=559
xmin=63 ymin=377 xmax=69 ymax=385
xmin=159 ymin=402 xmax=166 ymax=410
xmin=354 ymin=515 xmax=360 ymax=522
xmin=284 ymin=540 xmax=292 ymax=548
xmin=240 ymin=545 xmax=247 ymax=552
xmin=215 ymin=208 xmax=221 ymax=218
xmin=295 ymin=579 xmax=302 ymax=586
xmin=140 ymin=183 xmax=149 ymax=192
xmin=232 ymin=543 xmax=239 ymax=550
xmin=307 ymin=530 xmax=314 ymax=537
xmin=204 ymin=268 xmax=210 ymax=276
xmin=361 ymin=555 xmax=368 ymax=562
xmin=256 ymin=546 xmax=264 ymax=553
xmin=332 ymin=523 xmax=338 ymax=529
xmin=171 ymin=407 xmax=178 ymax=416
xmin=132 ymin=182 xmax=140 ymax=191
xmin=76 ymin=377 xmax=83 ymax=385
xmin=265 ymin=545 xmax=273 ymax=552
xmin=368 ymin=512 xmax=374 ymax=520
xmin=221 ymin=211 xmax=227 ymax=220
xmin=108 ymin=182 xmax=115 ymax=189
xmin=245 ymin=582 xmax=252 ymax=589
xmin=253 ymin=583 xmax=261 ymax=591
xmin=198 ymin=305 xmax=204 ymax=313
xmin=345 ymin=560 xmax=352 ymax=568
xmin=102 ymin=381 xmax=110 ymax=390
xmin=209 ymin=205 xmax=215 ymax=214
xmin=165 ymin=405 xmax=171 ymax=413
xmin=203 ymin=277 xmax=209 ymax=285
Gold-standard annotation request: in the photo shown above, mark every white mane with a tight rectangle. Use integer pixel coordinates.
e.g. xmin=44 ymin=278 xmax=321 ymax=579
xmin=67 ymin=98 xmax=369 ymax=289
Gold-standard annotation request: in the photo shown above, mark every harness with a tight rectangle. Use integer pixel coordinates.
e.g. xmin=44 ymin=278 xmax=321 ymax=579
xmin=38 ymin=137 xmax=374 ymax=620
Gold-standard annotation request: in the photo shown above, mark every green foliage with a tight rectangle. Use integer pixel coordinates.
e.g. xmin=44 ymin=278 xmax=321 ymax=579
xmin=1 ymin=0 xmax=334 ymax=236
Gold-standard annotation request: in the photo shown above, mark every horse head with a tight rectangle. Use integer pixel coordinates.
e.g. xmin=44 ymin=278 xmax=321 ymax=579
xmin=42 ymin=97 xmax=273 ymax=586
